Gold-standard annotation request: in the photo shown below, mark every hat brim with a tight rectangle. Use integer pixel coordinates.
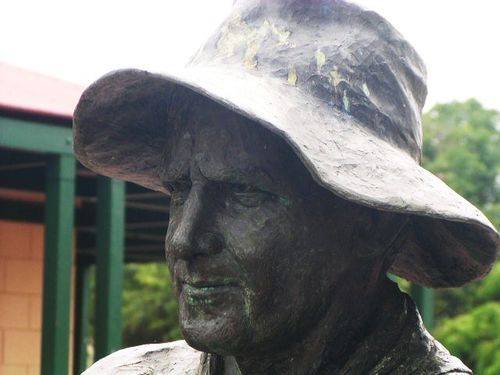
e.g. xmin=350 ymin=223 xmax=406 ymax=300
xmin=73 ymin=67 xmax=498 ymax=287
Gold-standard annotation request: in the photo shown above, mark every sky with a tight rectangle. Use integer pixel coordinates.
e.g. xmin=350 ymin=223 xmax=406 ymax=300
xmin=1 ymin=0 xmax=499 ymax=111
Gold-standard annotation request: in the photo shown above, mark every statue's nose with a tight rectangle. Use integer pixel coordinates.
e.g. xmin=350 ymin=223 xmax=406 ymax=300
xmin=167 ymin=182 xmax=223 ymax=261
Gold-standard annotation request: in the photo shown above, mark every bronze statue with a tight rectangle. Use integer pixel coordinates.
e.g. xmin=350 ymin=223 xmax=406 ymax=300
xmin=74 ymin=1 xmax=499 ymax=373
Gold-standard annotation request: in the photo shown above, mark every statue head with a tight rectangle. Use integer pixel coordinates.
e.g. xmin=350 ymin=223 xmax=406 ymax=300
xmin=73 ymin=0 xmax=499 ymax=361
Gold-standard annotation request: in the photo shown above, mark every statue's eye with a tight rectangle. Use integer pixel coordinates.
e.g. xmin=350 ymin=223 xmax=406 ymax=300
xmin=228 ymin=183 xmax=274 ymax=207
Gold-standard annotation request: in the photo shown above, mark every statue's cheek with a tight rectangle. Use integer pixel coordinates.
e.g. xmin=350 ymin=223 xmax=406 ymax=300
xmin=219 ymin=204 xmax=299 ymax=269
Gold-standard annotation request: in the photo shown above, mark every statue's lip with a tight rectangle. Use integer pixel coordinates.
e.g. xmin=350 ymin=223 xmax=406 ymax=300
xmin=181 ymin=283 xmax=240 ymax=297
xmin=180 ymin=279 xmax=239 ymax=289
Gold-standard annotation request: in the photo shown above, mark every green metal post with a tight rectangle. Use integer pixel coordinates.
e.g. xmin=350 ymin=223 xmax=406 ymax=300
xmin=74 ymin=262 xmax=91 ymax=374
xmin=410 ymin=285 xmax=435 ymax=330
xmin=95 ymin=177 xmax=126 ymax=360
xmin=41 ymin=154 xmax=76 ymax=375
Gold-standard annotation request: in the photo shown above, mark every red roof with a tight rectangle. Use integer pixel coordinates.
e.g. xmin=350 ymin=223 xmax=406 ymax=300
xmin=0 ymin=62 xmax=84 ymax=121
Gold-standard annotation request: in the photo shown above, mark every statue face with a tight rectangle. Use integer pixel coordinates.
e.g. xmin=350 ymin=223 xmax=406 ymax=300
xmin=162 ymin=93 xmax=397 ymax=356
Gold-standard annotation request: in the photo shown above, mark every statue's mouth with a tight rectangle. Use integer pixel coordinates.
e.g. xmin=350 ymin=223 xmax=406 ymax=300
xmin=183 ymin=282 xmax=239 ymax=295
xmin=174 ymin=258 xmax=243 ymax=298
xmin=180 ymin=281 xmax=240 ymax=302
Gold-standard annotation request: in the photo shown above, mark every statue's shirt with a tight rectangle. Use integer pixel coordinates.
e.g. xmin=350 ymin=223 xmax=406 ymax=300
xmin=83 ymin=293 xmax=471 ymax=375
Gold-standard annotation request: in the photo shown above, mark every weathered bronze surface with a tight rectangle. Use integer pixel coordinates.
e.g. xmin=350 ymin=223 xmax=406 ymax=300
xmin=75 ymin=0 xmax=498 ymax=373
xmin=83 ymin=93 xmax=473 ymax=374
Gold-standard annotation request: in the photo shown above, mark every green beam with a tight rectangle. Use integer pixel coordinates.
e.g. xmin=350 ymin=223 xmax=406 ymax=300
xmin=74 ymin=262 xmax=91 ymax=374
xmin=41 ymin=154 xmax=76 ymax=375
xmin=410 ymin=285 xmax=435 ymax=330
xmin=95 ymin=177 xmax=126 ymax=360
xmin=0 ymin=116 xmax=73 ymax=154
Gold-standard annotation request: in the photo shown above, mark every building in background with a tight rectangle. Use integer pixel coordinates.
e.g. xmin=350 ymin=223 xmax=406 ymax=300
xmin=0 ymin=63 xmax=168 ymax=375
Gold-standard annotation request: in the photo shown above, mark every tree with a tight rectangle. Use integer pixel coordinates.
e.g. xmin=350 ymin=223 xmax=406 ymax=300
xmin=422 ymin=99 xmax=499 ymax=374
xmin=122 ymin=263 xmax=181 ymax=347
xmin=422 ymin=99 xmax=499 ymax=227
xmin=435 ymin=300 xmax=500 ymax=375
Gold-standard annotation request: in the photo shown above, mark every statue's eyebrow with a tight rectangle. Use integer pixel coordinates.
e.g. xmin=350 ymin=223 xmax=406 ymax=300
xmin=162 ymin=159 xmax=285 ymax=196
xmin=203 ymin=166 xmax=282 ymax=195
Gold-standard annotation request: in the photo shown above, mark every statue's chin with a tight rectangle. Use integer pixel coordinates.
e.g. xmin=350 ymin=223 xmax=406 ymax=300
xmin=178 ymin=289 xmax=252 ymax=355
xmin=180 ymin=318 xmax=249 ymax=356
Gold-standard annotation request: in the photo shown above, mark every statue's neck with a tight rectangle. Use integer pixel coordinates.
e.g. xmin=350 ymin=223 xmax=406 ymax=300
xmin=213 ymin=278 xmax=407 ymax=375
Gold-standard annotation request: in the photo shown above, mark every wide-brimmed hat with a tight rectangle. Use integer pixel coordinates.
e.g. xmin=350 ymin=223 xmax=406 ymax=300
xmin=73 ymin=0 xmax=498 ymax=287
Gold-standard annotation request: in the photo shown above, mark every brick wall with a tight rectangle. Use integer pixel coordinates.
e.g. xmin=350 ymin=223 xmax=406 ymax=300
xmin=0 ymin=220 xmax=44 ymax=375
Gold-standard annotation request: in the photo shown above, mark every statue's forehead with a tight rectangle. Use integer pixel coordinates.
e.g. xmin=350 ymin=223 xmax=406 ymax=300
xmin=161 ymin=106 xmax=292 ymax=194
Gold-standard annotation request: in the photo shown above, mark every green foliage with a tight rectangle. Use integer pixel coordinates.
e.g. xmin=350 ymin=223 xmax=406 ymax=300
xmin=122 ymin=263 xmax=181 ymax=347
xmin=434 ymin=263 xmax=500 ymax=320
xmin=435 ymin=302 xmax=500 ymax=375
xmin=422 ymin=99 xmax=499 ymax=227
xmin=432 ymin=264 xmax=500 ymax=373
xmin=423 ymin=99 xmax=499 ymax=374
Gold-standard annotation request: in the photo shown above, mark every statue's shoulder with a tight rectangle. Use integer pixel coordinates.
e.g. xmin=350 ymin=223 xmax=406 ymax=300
xmin=421 ymin=331 xmax=473 ymax=375
xmin=82 ymin=340 xmax=204 ymax=374
xmin=367 ymin=293 xmax=472 ymax=375
xmin=389 ymin=302 xmax=472 ymax=375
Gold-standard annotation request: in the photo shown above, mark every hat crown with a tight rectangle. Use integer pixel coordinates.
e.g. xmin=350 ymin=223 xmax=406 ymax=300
xmin=190 ymin=0 xmax=427 ymax=161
